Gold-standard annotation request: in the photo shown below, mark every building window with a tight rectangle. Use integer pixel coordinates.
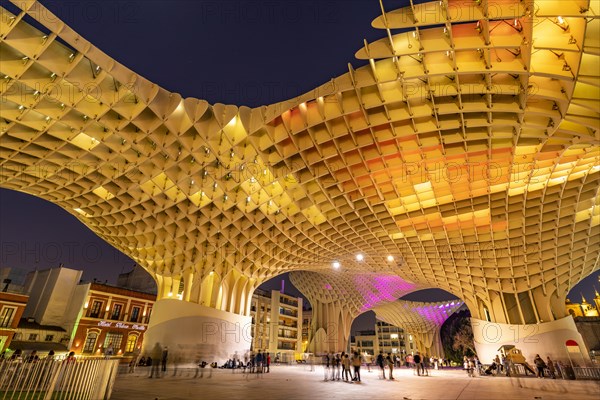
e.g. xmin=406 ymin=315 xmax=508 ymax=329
xmin=90 ymin=301 xmax=103 ymax=318
xmin=28 ymin=334 xmax=38 ymax=341
xmin=45 ymin=334 xmax=54 ymax=342
xmin=0 ymin=306 xmax=16 ymax=328
xmin=104 ymin=332 xmax=123 ymax=349
xmin=130 ymin=307 xmax=140 ymax=323
xmin=111 ymin=304 xmax=123 ymax=320
xmin=83 ymin=331 xmax=98 ymax=353
xmin=126 ymin=334 xmax=138 ymax=353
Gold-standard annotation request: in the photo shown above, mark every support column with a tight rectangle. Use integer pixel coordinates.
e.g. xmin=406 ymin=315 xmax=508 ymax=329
xmin=307 ymin=300 xmax=353 ymax=354
xmin=471 ymin=285 xmax=590 ymax=365
xmin=471 ymin=316 xmax=590 ymax=364
xmin=143 ymin=270 xmax=256 ymax=364
xmin=143 ymin=299 xmax=252 ymax=364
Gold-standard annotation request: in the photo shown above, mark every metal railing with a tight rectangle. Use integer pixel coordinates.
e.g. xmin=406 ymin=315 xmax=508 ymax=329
xmin=0 ymin=357 xmax=119 ymax=400
xmin=573 ymin=366 xmax=600 ymax=380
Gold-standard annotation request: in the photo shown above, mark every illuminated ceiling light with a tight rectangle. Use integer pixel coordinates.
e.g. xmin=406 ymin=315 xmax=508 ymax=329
xmin=226 ymin=116 xmax=237 ymax=127
xmin=74 ymin=208 xmax=91 ymax=218
xmin=387 ymin=255 xmax=395 ymax=262
xmin=168 ymin=292 xmax=173 ymax=297
xmin=412 ymin=31 xmax=417 ymax=38
xmin=332 ymin=261 xmax=341 ymax=269
xmin=356 ymin=253 xmax=364 ymax=262
xmin=209 ymin=271 xmax=214 ymax=275
xmin=512 ymin=19 xmax=522 ymax=32
xmin=555 ymin=16 xmax=569 ymax=31
xmin=475 ymin=21 xmax=482 ymax=33
xmin=246 ymin=196 xmax=251 ymax=203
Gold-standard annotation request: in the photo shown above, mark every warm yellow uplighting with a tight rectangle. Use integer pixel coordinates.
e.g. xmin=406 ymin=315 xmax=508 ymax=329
xmin=70 ymin=132 xmax=100 ymax=150
xmin=74 ymin=208 xmax=92 ymax=217
xmin=92 ymin=186 xmax=114 ymax=200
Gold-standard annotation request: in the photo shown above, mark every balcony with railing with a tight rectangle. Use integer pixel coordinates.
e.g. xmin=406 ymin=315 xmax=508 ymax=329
xmin=279 ymin=308 xmax=298 ymax=318
xmin=279 ymin=321 xmax=297 ymax=329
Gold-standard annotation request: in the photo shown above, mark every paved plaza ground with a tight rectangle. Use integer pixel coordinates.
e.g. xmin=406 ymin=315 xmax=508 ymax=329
xmin=111 ymin=364 xmax=600 ymax=400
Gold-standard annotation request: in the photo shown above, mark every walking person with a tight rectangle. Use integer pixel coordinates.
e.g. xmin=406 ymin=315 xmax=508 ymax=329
xmin=351 ymin=351 xmax=362 ymax=382
xmin=473 ymin=355 xmax=482 ymax=375
xmin=494 ymin=355 xmax=502 ymax=375
xmin=534 ymin=354 xmax=546 ymax=378
xmin=266 ymin=353 xmax=270 ymax=373
xmin=386 ymin=353 xmax=394 ymax=380
xmin=503 ymin=355 xmax=511 ymax=377
xmin=342 ymin=353 xmax=351 ymax=382
xmin=323 ymin=352 xmax=330 ymax=381
xmin=546 ymin=356 xmax=556 ymax=379
xmin=161 ymin=346 xmax=168 ymax=374
xmin=256 ymin=351 xmax=263 ymax=374
xmin=376 ymin=351 xmax=386 ymax=379
xmin=149 ymin=342 xmax=162 ymax=378
xmin=413 ymin=352 xmax=422 ymax=376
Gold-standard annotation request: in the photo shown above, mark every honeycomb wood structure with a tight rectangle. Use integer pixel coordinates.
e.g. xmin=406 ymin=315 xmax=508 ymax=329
xmin=0 ymin=0 xmax=599 ymax=357
xmin=373 ymin=299 xmax=464 ymax=357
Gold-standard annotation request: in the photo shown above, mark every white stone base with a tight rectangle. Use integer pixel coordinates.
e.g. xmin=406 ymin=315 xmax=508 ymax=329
xmin=471 ymin=316 xmax=590 ymax=364
xmin=143 ymin=299 xmax=252 ymax=364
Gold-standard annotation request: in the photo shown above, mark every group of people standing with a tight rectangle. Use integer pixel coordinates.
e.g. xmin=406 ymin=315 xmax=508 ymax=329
xmin=376 ymin=351 xmax=398 ymax=379
xmin=465 ymin=353 xmax=561 ymax=379
xmin=243 ymin=351 xmax=271 ymax=373
xmin=322 ymin=352 xmax=363 ymax=382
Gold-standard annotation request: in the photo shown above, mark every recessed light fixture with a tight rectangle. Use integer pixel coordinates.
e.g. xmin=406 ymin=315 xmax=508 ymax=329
xmin=356 ymin=254 xmax=364 ymax=262
xmin=387 ymin=255 xmax=394 ymax=262
xmin=332 ymin=261 xmax=341 ymax=269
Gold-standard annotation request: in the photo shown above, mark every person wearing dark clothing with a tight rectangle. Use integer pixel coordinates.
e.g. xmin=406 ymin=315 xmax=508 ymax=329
xmin=534 ymin=354 xmax=546 ymax=378
xmin=161 ymin=347 xmax=168 ymax=372
xmin=376 ymin=351 xmax=386 ymax=379
xmin=256 ymin=351 xmax=263 ymax=373
xmin=386 ymin=353 xmax=394 ymax=380
xmin=266 ymin=353 xmax=270 ymax=373
xmin=351 ymin=352 xmax=362 ymax=382
xmin=413 ymin=352 xmax=422 ymax=376
xmin=149 ymin=342 xmax=162 ymax=378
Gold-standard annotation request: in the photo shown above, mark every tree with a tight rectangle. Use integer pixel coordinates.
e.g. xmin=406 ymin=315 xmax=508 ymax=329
xmin=452 ymin=320 xmax=475 ymax=356
xmin=441 ymin=309 xmax=476 ymax=362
